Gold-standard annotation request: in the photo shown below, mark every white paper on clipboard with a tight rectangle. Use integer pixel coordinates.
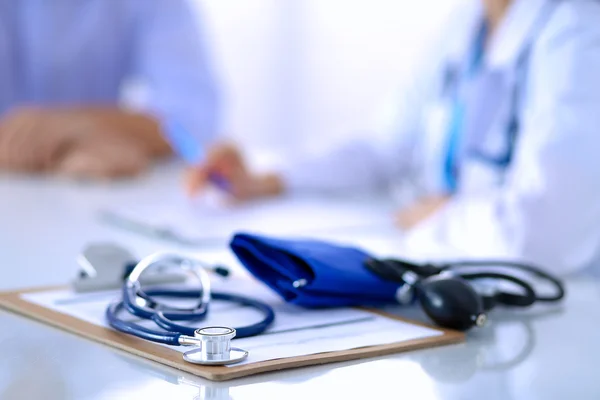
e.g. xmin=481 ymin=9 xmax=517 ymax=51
xmin=20 ymin=277 xmax=443 ymax=367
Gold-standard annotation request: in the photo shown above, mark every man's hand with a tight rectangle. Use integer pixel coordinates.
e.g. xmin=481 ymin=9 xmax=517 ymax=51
xmin=55 ymin=136 xmax=150 ymax=180
xmin=396 ymin=194 xmax=451 ymax=230
xmin=0 ymin=107 xmax=79 ymax=171
xmin=185 ymin=142 xmax=284 ymax=201
xmin=0 ymin=106 xmax=168 ymax=178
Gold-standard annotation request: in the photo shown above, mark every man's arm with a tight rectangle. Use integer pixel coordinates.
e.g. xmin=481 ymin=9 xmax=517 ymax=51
xmin=0 ymin=107 xmax=152 ymax=175
xmin=131 ymin=0 xmax=221 ymax=162
xmin=63 ymin=107 xmax=172 ymax=158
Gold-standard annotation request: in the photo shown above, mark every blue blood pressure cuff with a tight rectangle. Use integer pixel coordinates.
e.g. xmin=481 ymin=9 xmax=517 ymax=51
xmin=229 ymin=233 xmax=402 ymax=308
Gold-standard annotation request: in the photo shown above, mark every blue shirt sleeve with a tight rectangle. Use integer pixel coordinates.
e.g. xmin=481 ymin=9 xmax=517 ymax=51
xmin=132 ymin=0 xmax=221 ymax=163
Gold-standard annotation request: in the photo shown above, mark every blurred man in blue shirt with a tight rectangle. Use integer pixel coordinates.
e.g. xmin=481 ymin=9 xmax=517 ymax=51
xmin=0 ymin=0 xmax=219 ymax=178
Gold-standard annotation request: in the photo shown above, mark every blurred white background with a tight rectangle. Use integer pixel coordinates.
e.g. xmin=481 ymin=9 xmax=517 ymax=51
xmin=193 ymin=0 xmax=459 ymax=161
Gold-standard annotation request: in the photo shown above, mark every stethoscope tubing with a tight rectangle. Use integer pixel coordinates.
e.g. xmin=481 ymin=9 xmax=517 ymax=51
xmin=106 ymin=301 xmax=182 ymax=345
xmin=150 ymin=290 xmax=276 ymax=338
xmin=106 ymin=288 xmax=275 ymax=345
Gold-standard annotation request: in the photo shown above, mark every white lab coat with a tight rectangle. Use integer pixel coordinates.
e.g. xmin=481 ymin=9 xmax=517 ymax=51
xmin=280 ymin=0 xmax=600 ymax=275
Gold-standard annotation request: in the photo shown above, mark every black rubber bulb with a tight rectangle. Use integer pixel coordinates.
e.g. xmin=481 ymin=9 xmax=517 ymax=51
xmin=416 ymin=275 xmax=487 ymax=331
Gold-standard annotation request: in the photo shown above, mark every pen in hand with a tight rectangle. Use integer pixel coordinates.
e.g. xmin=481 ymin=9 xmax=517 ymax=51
xmin=207 ymin=172 xmax=232 ymax=193
xmin=181 ymin=139 xmax=283 ymax=201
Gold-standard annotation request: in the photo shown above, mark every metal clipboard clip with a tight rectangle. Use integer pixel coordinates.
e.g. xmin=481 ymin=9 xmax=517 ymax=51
xmin=72 ymin=243 xmax=187 ymax=293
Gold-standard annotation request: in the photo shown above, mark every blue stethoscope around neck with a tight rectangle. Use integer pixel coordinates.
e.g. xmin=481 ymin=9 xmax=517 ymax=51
xmin=442 ymin=19 xmax=523 ymax=193
xmin=442 ymin=3 xmax=558 ymax=193
xmin=105 ymin=253 xmax=276 ymax=366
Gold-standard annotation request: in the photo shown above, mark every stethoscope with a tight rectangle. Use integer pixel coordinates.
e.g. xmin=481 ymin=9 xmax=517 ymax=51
xmin=441 ymin=1 xmax=559 ymax=192
xmin=105 ymin=252 xmax=276 ymax=366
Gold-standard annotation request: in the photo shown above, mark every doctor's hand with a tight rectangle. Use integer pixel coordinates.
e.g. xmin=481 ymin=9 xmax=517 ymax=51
xmin=185 ymin=142 xmax=284 ymax=201
xmin=396 ymin=195 xmax=451 ymax=230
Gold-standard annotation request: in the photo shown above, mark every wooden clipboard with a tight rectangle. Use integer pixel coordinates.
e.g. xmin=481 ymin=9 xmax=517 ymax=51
xmin=0 ymin=286 xmax=464 ymax=382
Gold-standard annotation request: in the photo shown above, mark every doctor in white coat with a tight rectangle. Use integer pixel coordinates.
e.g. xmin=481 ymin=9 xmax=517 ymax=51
xmin=187 ymin=0 xmax=600 ymax=275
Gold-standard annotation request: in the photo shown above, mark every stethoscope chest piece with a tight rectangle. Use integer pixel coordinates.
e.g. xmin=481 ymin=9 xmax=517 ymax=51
xmin=182 ymin=327 xmax=249 ymax=366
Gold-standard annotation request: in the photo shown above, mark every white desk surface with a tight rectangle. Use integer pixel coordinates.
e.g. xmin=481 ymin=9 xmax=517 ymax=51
xmin=1 ymin=162 xmax=598 ymax=400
